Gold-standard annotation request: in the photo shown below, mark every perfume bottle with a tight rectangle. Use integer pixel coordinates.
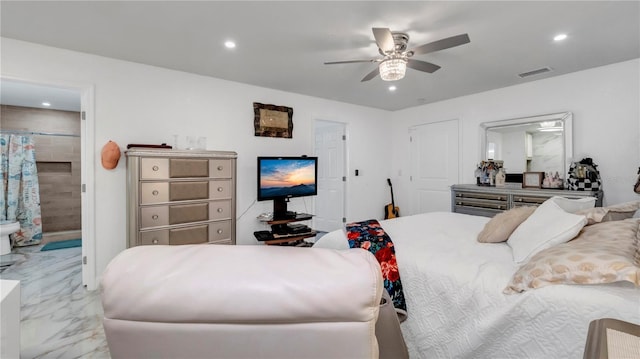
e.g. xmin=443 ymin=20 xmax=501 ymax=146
xmin=495 ymin=168 xmax=506 ymax=187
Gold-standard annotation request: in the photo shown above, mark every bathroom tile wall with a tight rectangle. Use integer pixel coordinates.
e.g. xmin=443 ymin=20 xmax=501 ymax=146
xmin=1 ymin=105 xmax=81 ymax=240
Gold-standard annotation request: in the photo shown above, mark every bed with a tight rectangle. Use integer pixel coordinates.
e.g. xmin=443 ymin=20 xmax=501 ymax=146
xmin=313 ymin=207 xmax=640 ymax=358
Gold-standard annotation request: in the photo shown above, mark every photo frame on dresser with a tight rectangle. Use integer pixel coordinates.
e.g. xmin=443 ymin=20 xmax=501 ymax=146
xmin=253 ymin=102 xmax=293 ymax=138
xmin=523 ymin=172 xmax=544 ymax=188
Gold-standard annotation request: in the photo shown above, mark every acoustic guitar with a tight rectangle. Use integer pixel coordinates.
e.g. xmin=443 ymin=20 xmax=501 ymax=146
xmin=384 ymin=178 xmax=400 ymax=219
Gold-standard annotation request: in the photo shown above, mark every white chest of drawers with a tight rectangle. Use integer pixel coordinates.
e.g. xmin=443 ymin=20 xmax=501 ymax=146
xmin=126 ymin=148 xmax=237 ymax=247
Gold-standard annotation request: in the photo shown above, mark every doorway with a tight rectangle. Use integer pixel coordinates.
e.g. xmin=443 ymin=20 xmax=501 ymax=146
xmin=0 ymin=77 xmax=96 ymax=289
xmin=313 ymin=120 xmax=346 ymax=233
xmin=409 ymin=119 xmax=460 ymax=213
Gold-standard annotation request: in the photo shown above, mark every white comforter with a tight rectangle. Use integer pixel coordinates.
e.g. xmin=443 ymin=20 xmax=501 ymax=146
xmin=314 ymin=212 xmax=640 ymax=359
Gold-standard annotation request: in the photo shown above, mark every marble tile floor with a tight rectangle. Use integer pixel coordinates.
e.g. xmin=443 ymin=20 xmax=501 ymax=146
xmin=0 ymin=244 xmax=109 ymax=358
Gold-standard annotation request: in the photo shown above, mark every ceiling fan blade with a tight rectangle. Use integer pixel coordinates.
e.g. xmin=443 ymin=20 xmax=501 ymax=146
xmin=372 ymin=27 xmax=395 ymax=53
xmin=407 ymin=59 xmax=441 ymax=73
xmin=411 ymin=33 xmax=470 ymax=55
xmin=324 ymin=59 xmax=378 ymax=65
xmin=361 ymin=67 xmax=379 ymax=82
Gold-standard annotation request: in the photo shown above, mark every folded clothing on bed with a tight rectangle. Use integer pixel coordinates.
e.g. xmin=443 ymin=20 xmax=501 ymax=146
xmin=346 ymin=219 xmax=407 ymax=320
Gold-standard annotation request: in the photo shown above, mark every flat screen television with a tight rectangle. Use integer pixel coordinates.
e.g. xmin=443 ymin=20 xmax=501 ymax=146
xmin=257 ymin=156 xmax=318 ymax=220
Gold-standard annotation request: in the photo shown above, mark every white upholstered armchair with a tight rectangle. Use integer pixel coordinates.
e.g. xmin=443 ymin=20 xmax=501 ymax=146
xmin=101 ymin=245 xmax=408 ymax=359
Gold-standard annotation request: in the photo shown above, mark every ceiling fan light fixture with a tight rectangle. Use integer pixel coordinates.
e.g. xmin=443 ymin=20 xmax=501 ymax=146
xmin=379 ymin=57 xmax=406 ymax=81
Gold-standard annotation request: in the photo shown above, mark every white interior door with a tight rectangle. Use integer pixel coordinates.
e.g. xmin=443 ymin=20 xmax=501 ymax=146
xmin=314 ymin=121 xmax=346 ymax=232
xmin=409 ymin=119 xmax=459 ymax=213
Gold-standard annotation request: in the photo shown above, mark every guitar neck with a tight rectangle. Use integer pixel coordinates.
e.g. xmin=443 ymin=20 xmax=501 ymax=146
xmin=389 ymin=182 xmax=395 ymax=207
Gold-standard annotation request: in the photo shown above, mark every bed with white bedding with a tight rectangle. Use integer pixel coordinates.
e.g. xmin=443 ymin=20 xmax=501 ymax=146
xmin=313 ymin=211 xmax=640 ymax=359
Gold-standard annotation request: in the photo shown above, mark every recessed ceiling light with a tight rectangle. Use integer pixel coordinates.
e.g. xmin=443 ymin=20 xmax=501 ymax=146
xmin=224 ymin=40 xmax=236 ymax=49
xmin=42 ymin=102 xmax=51 ymax=107
xmin=553 ymin=34 xmax=567 ymax=41
xmin=388 ymin=85 xmax=397 ymax=91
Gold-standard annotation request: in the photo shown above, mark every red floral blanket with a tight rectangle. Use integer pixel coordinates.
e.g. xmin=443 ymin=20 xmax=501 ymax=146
xmin=346 ymin=219 xmax=407 ymax=316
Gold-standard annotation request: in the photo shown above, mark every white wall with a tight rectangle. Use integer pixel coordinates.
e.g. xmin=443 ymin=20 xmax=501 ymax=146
xmin=390 ymin=59 xmax=640 ymax=213
xmin=1 ymin=38 xmax=393 ymax=281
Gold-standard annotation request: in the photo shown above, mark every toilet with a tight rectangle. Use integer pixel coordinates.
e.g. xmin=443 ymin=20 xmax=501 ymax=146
xmin=0 ymin=221 xmax=20 ymax=256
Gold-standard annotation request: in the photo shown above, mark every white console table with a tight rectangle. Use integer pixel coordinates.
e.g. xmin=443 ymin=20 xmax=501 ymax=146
xmin=1 ymin=279 xmax=20 ymax=359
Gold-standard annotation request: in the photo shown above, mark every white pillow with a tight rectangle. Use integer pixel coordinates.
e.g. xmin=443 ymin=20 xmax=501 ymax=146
xmin=507 ymin=199 xmax=587 ymax=264
xmin=634 ymin=209 xmax=640 ymax=219
xmin=312 ymin=229 xmax=349 ymax=250
xmin=549 ymin=196 xmax=596 ymax=213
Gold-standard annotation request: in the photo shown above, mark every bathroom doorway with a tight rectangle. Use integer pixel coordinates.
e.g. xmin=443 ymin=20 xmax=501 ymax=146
xmin=0 ymin=78 xmax=96 ymax=289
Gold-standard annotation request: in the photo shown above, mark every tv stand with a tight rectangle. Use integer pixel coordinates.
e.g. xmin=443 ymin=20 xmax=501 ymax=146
xmin=273 ymin=211 xmax=297 ymax=221
xmin=254 ymin=213 xmax=316 ymax=245
xmin=272 ymin=198 xmax=292 ymax=220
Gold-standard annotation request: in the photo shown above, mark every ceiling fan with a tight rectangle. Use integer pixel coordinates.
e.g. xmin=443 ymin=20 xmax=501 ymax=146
xmin=325 ymin=27 xmax=470 ymax=82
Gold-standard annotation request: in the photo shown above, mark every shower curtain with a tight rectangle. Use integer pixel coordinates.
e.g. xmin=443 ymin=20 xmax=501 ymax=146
xmin=0 ymin=134 xmax=43 ymax=246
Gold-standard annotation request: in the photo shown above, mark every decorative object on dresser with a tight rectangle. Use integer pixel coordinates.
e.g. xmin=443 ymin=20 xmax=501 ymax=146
xmin=126 ymin=143 xmax=172 ymax=149
xmin=126 ymin=148 xmax=237 ymax=247
xmin=567 ymin=157 xmax=602 ymax=191
xmin=522 ymin=171 xmax=544 ymax=188
xmin=474 ymin=160 xmax=504 ymax=186
xmin=541 ymin=171 xmax=564 ymax=189
xmin=495 ymin=167 xmax=506 ymax=187
xmin=253 ymin=102 xmax=293 ymax=138
xmin=451 ymin=184 xmax=602 ymax=218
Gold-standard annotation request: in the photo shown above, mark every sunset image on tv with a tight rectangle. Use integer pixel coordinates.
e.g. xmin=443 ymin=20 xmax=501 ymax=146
xmin=260 ymin=159 xmax=316 ymax=198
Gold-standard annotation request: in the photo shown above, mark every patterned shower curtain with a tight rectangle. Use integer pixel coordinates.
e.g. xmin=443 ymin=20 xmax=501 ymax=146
xmin=0 ymin=134 xmax=43 ymax=246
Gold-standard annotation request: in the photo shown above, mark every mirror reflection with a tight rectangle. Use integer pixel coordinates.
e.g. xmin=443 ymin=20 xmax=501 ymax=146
xmin=481 ymin=112 xmax=573 ymax=184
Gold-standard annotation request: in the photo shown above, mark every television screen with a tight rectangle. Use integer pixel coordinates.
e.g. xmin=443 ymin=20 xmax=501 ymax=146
xmin=257 ymin=157 xmax=317 ymax=201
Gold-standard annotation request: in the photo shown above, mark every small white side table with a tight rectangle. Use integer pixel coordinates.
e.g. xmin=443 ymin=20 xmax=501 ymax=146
xmin=0 ymin=279 xmax=20 ymax=359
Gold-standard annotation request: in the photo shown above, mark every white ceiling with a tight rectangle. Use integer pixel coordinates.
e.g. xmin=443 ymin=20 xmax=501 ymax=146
xmin=1 ymin=80 xmax=81 ymax=112
xmin=1 ymin=1 xmax=638 ymax=111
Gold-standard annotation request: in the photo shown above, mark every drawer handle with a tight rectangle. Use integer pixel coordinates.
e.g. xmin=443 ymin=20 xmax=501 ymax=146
xmin=217 ymin=208 xmax=223 ymax=213
xmin=217 ymin=187 xmax=223 ymax=192
xmin=152 ymin=165 xmax=159 ymax=171
xmin=152 ymin=239 xmax=159 ymax=244
xmin=217 ymin=229 xmax=223 ymax=234
xmin=217 ymin=165 xmax=223 ymax=171
xmin=152 ymin=190 xmax=159 ymax=196
xmin=152 ymin=215 xmax=159 ymax=220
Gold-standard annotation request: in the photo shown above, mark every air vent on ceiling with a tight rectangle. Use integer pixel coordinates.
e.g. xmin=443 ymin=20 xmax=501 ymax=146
xmin=518 ymin=67 xmax=553 ymax=78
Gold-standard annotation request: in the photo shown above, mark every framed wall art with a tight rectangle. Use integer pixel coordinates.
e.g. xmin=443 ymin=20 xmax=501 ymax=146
xmin=253 ymin=102 xmax=293 ymax=138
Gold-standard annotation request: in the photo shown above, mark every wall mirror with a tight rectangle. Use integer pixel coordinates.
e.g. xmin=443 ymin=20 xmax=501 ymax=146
xmin=480 ymin=112 xmax=573 ymax=183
